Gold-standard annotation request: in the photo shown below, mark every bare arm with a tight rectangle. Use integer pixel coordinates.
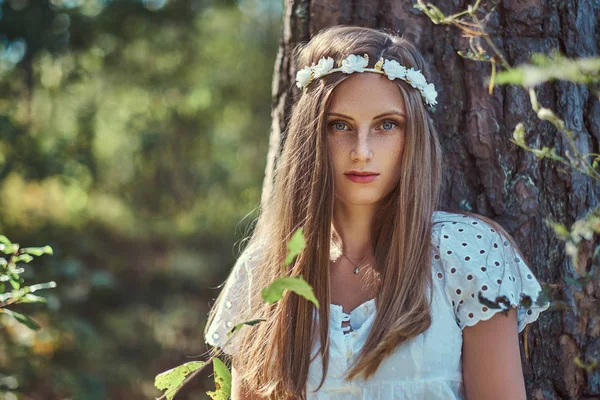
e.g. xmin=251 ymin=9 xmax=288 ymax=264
xmin=461 ymin=307 xmax=527 ymax=400
xmin=231 ymin=362 xmax=266 ymax=400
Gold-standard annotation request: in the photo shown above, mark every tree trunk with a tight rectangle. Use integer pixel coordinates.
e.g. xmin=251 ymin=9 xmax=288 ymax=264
xmin=263 ymin=0 xmax=600 ymax=399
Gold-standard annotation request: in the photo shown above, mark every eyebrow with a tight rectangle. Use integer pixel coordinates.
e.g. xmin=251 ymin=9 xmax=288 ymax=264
xmin=326 ymin=111 xmax=406 ymax=120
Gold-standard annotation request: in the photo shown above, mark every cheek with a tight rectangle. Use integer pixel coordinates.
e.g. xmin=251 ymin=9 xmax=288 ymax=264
xmin=377 ymin=136 xmax=405 ymax=165
xmin=327 ymin=137 xmax=348 ymax=170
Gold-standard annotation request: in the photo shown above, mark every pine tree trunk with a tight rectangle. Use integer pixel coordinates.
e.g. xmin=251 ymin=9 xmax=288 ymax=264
xmin=263 ymin=1 xmax=600 ymax=398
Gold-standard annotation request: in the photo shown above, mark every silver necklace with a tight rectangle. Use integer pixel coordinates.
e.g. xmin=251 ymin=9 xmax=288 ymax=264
xmin=340 ymin=253 xmax=370 ymax=275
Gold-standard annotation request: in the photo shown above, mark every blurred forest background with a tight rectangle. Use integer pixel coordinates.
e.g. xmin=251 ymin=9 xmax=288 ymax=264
xmin=0 ymin=0 xmax=282 ymax=398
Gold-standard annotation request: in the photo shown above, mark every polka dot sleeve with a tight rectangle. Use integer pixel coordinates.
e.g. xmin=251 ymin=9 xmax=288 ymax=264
xmin=438 ymin=216 xmax=550 ymax=333
xmin=204 ymin=243 xmax=257 ymax=356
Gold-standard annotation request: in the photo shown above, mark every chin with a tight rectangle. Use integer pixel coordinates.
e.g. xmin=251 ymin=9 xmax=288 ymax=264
xmin=337 ymin=194 xmax=384 ymax=205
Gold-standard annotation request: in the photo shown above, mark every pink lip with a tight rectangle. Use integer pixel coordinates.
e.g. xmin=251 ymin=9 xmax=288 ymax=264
xmin=345 ymin=174 xmax=379 ymax=183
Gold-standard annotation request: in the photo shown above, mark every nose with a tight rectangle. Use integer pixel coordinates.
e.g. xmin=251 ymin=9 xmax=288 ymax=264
xmin=351 ymin=130 xmax=373 ymax=161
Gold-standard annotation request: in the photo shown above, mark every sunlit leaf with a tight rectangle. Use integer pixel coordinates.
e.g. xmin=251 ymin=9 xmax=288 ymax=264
xmin=1 ymin=243 xmax=19 ymax=255
xmin=496 ymin=52 xmax=600 ymax=87
xmin=261 ymin=275 xmax=319 ymax=308
xmin=15 ymin=293 xmax=48 ymax=304
xmin=0 ymin=236 xmax=12 ymax=247
xmin=28 ymin=281 xmax=57 ymax=292
xmin=548 ymin=222 xmax=570 ymax=240
xmin=283 ymin=227 xmax=306 ymax=266
xmin=155 ymin=361 xmax=204 ymax=400
xmin=206 ymin=357 xmax=231 ymax=400
xmin=21 ymin=246 xmax=54 ymax=256
xmin=9 ymin=279 xmax=20 ymax=290
xmin=1 ymin=308 xmax=41 ymax=330
xmin=15 ymin=254 xmax=34 ymax=263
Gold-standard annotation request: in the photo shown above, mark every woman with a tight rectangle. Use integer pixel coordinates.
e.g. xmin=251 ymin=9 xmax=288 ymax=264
xmin=204 ymin=25 xmax=550 ymax=399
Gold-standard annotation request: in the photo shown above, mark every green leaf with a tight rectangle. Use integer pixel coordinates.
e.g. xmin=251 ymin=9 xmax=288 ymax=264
xmin=155 ymin=361 xmax=204 ymax=400
xmin=1 ymin=308 xmax=41 ymax=330
xmin=549 ymin=222 xmax=570 ymax=240
xmin=496 ymin=53 xmax=600 ymax=87
xmin=0 ymin=236 xmax=12 ymax=247
xmin=261 ymin=275 xmax=319 ymax=308
xmin=9 ymin=278 xmax=20 ymax=290
xmin=1 ymin=243 xmax=19 ymax=255
xmin=21 ymin=246 xmax=53 ymax=257
xmin=15 ymin=254 xmax=34 ymax=263
xmin=206 ymin=357 xmax=232 ymax=400
xmin=28 ymin=281 xmax=57 ymax=292
xmin=512 ymin=122 xmax=525 ymax=145
xmin=284 ymin=227 xmax=306 ymax=266
xmin=427 ymin=3 xmax=446 ymax=21
xmin=228 ymin=318 xmax=266 ymax=337
xmin=16 ymin=293 xmax=48 ymax=304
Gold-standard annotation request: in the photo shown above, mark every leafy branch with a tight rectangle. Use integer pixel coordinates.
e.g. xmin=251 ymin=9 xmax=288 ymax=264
xmin=414 ymin=0 xmax=600 ymax=369
xmin=0 ymin=235 xmax=56 ymax=331
xmin=154 ymin=227 xmax=318 ymax=400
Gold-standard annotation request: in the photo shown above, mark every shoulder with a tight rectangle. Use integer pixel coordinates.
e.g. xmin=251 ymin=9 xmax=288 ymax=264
xmin=204 ymin=240 xmax=262 ymax=354
xmin=431 ymin=210 xmax=550 ymax=333
xmin=432 ymin=210 xmax=502 ymax=239
xmin=431 ymin=211 xmax=514 ymax=261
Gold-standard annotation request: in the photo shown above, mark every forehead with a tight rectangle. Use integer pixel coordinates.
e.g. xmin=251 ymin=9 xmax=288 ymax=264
xmin=327 ymin=73 xmax=406 ymax=117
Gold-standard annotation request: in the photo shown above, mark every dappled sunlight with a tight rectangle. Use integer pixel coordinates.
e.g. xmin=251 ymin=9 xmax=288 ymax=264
xmin=0 ymin=0 xmax=281 ymax=397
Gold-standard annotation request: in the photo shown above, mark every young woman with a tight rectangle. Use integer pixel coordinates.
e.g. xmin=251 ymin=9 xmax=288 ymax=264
xmin=204 ymin=25 xmax=550 ymax=399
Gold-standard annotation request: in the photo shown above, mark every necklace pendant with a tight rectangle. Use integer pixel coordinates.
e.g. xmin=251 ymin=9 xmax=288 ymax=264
xmin=353 ymin=266 xmax=360 ymax=274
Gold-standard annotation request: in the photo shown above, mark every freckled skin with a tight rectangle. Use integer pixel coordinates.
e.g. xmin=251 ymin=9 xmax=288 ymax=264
xmin=327 ymin=73 xmax=407 ymax=206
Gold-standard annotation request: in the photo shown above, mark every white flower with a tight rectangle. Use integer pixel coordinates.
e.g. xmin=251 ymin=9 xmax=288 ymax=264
xmin=295 ymin=66 xmax=313 ymax=88
xmin=566 ymin=241 xmax=578 ymax=257
xmin=570 ymin=219 xmax=595 ymax=241
xmin=340 ymin=54 xmax=368 ymax=74
xmin=405 ymin=68 xmax=427 ymax=89
xmin=312 ymin=57 xmax=334 ymax=78
xmin=382 ymin=59 xmax=407 ymax=80
xmin=420 ymin=82 xmax=438 ymax=106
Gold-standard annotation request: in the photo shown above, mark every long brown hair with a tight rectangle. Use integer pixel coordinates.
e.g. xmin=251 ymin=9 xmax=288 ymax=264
xmin=204 ymin=25 xmax=522 ymax=399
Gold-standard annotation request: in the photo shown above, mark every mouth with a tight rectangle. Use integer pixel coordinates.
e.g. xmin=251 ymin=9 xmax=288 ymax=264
xmin=344 ymin=172 xmax=379 ymax=183
xmin=344 ymin=171 xmax=379 ymax=176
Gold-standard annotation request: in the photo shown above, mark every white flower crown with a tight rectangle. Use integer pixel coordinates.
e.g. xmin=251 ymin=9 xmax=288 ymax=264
xmin=295 ymin=53 xmax=438 ymax=108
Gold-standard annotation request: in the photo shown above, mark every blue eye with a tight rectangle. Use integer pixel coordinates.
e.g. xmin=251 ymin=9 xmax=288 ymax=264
xmin=330 ymin=121 xmax=349 ymax=131
xmin=381 ymin=120 xmax=397 ymax=131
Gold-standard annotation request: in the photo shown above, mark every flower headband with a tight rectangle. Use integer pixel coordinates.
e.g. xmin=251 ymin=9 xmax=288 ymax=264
xmin=295 ymin=53 xmax=438 ymax=108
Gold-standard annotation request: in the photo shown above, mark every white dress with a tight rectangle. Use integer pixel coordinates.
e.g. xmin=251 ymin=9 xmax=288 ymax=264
xmin=204 ymin=211 xmax=551 ymax=399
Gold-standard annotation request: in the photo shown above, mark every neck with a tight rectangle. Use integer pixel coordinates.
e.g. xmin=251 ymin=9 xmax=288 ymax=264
xmin=331 ymin=199 xmax=378 ymax=260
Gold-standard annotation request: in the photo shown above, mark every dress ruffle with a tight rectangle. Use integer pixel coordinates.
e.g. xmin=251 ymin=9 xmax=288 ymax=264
xmin=435 ymin=213 xmax=550 ymax=332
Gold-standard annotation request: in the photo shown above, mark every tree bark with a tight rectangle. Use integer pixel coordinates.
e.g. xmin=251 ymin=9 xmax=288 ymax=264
xmin=264 ymin=1 xmax=600 ymax=398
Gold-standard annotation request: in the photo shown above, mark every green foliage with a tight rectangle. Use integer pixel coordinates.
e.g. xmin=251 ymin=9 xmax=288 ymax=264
xmin=413 ymin=0 xmax=447 ymax=24
xmin=0 ymin=0 xmax=283 ymax=398
xmin=417 ymin=0 xmax=600 ymax=374
xmin=206 ymin=357 xmax=231 ymax=400
xmin=264 ymin=226 xmax=317 ymax=308
xmin=1 ymin=308 xmax=41 ymax=330
xmin=154 ymin=361 xmax=205 ymax=400
xmin=228 ymin=317 xmax=266 ymax=338
xmin=283 ymin=227 xmax=307 ymax=266
xmin=496 ymin=51 xmax=600 ymax=87
xmin=0 ymin=235 xmax=56 ymax=331
xmin=155 ymin=226 xmax=318 ymax=399
xmin=21 ymin=246 xmax=54 ymax=257
xmin=261 ymin=276 xmax=319 ymax=307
